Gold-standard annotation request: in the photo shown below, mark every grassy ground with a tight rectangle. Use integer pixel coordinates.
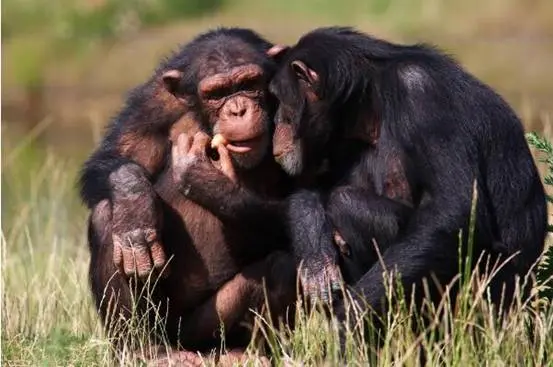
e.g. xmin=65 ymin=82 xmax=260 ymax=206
xmin=2 ymin=0 xmax=553 ymax=365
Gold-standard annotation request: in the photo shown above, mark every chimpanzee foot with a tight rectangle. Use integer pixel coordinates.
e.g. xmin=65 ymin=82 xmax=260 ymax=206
xmin=216 ymin=348 xmax=270 ymax=367
xmin=146 ymin=349 xmax=204 ymax=367
xmin=146 ymin=348 xmax=270 ymax=367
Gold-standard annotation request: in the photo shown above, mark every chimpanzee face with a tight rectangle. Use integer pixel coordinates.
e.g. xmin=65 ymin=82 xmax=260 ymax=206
xmin=162 ymin=41 xmax=276 ymax=170
xmin=268 ymin=46 xmax=331 ymax=176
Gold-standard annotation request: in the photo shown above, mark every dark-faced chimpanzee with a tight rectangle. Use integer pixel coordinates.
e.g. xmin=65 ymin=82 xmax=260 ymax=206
xmin=267 ymin=27 xmax=547 ymax=332
xmin=79 ymin=28 xmax=297 ymax=365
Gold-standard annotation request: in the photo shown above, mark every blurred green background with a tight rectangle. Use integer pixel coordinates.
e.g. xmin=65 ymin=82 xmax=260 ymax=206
xmin=2 ymin=1 xmax=553 ymax=364
xmin=3 ymin=0 xmax=553 ymax=156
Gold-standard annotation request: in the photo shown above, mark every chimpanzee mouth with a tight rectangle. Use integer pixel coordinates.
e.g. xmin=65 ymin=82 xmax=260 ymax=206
xmin=226 ymin=136 xmax=263 ymax=154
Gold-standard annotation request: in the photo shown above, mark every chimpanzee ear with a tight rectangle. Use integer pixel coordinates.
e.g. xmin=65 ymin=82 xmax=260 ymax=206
xmin=291 ymin=60 xmax=319 ymax=86
xmin=266 ymin=44 xmax=289 ymax=61
xmin=161 ymin=69 xmax=184 ymax=96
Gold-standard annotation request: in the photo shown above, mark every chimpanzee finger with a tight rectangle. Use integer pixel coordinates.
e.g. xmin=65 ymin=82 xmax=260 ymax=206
xmin=121 ymin=246 xmax=137 ymax=276
xmin=190 ymin=132 xmax=210 ymax=158
xmin=119 ymin=230 xmax=152 ymax=278
xmin=143 ymin=228 xmax=168 ymax=276
xmin=175 ymin=133 xmax=193 ymax=157
xmin=113 ymin=234 xmax=123 ymax=268
xmin=150 ymin=241 xmax=169 ymax=277
xmin=322 ymin=271 xmax=336 ymax=301
xmin=216 ymin=144 xmax=237 ymax=182
xmin=133 ymin=245 xmax=154 ymax=279
xmin=327 ymin=263 xmax=343 ymax=292
xmin=299 ymin=268 xmax=324 ymax=305
xmin=333 ymin=230 xmax=350 ymax=257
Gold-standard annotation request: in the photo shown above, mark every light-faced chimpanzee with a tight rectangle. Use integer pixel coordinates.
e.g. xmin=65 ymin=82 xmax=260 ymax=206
xmin=267 ymin=27 xmax=547 ymax=332
xmin=79 ymin=28 xmax=297 ymax=365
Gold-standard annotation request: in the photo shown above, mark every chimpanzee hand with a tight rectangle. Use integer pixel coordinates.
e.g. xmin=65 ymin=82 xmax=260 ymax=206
xmin=299 ymin=251 xmax=343 ymax=306
xmin=288 ymin=190 xmax=345 ymax=306
xmin=301 ymin=231 xmax=351 ymax=304
xmin=171 ymin=132 xmax=237 ymax=192
xmin=109 ymin=164 xmax=168 ymax=279
xmin=333 ymin=229 xmax=350 ymax=257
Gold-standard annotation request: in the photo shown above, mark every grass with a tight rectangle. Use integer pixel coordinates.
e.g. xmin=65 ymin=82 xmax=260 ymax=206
xmin=1 ymin=140 xmax=109 ymax=365
xmin=2 ymin=132 xmax=553 ymax=366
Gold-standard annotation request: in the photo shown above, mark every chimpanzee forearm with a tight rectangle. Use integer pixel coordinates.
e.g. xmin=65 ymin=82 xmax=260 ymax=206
xmin=79 ymin=149 xmax=152 ymax=209
xmin=80 ymin=122 xmax=171 ymax=278
xmin=287 ymin=190 xmax=337 ymax=263
xmin=179 ymin=166 xmax=289 ymax=244
xmin=286 ymin=190 xmax=343 ymax=298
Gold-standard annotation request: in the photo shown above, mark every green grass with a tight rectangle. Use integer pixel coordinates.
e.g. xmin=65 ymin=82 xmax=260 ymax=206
xmin=2 ymin=134 xmax=553 ymax=366
xmin=2 ymin=140 xmax=109 ymax=365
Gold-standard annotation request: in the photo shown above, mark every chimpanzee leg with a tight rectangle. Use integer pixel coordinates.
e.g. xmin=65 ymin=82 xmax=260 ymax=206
xmin=171 ymin=250 xmax=297 ymax=350
xmin=326 ymin=186 xmax=413 ymax=283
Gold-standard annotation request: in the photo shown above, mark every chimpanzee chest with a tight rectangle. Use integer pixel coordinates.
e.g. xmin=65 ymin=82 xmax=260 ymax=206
xmin=154 ymin=172 xmax=264 ymax=307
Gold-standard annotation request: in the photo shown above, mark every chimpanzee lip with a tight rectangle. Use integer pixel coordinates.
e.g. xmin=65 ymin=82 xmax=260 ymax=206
xmin=226 ymin=136 xmax=263 ymax=153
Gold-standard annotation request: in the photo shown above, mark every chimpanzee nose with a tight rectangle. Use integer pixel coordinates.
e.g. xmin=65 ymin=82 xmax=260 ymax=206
xmin=227 ymin=99 xmax=248 ymax=117
xmin=230 ymin=105 xmax=247 ymax=117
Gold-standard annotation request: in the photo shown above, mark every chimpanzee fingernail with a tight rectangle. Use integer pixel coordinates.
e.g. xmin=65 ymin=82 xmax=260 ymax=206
xmin=177 ymin=133 xmax=186 ymax=147
xmin=144 ymin=228 xmax=157 ymax=243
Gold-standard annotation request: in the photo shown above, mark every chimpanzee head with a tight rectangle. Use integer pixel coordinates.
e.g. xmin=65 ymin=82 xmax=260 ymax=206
xmin=159 ymin=28 xmax=278 ymax=170
xmin=267 ymin=27 xmax=380 ymax=176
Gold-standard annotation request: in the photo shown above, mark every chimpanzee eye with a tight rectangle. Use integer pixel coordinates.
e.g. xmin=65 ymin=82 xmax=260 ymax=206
xmin=206 ymin=88 xmax=230 ymax=101
xmin=238 ymin=78 xmax=261 ymax=93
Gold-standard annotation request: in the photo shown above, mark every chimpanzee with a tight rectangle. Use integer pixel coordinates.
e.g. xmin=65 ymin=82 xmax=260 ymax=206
xmin=267 ymin=27 xmax=547 ymax=329
xmin=79 ymin=28 xmax=297 ymax=365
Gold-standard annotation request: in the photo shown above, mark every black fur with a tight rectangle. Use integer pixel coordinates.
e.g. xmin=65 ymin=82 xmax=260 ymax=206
xmin=270 ymin=27 xmax=547 ymax=325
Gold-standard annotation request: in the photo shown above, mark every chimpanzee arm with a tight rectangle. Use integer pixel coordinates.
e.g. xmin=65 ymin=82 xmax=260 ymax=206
xmin=79 ymin=120 xmax=170 ymax=279
xmin=339 ymin=196 xmax=470 ymax=319
xmin=286 ymin=190 xmax=343 ymax=302
xmin=80 ymin=149 xmax=150 ymax=209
